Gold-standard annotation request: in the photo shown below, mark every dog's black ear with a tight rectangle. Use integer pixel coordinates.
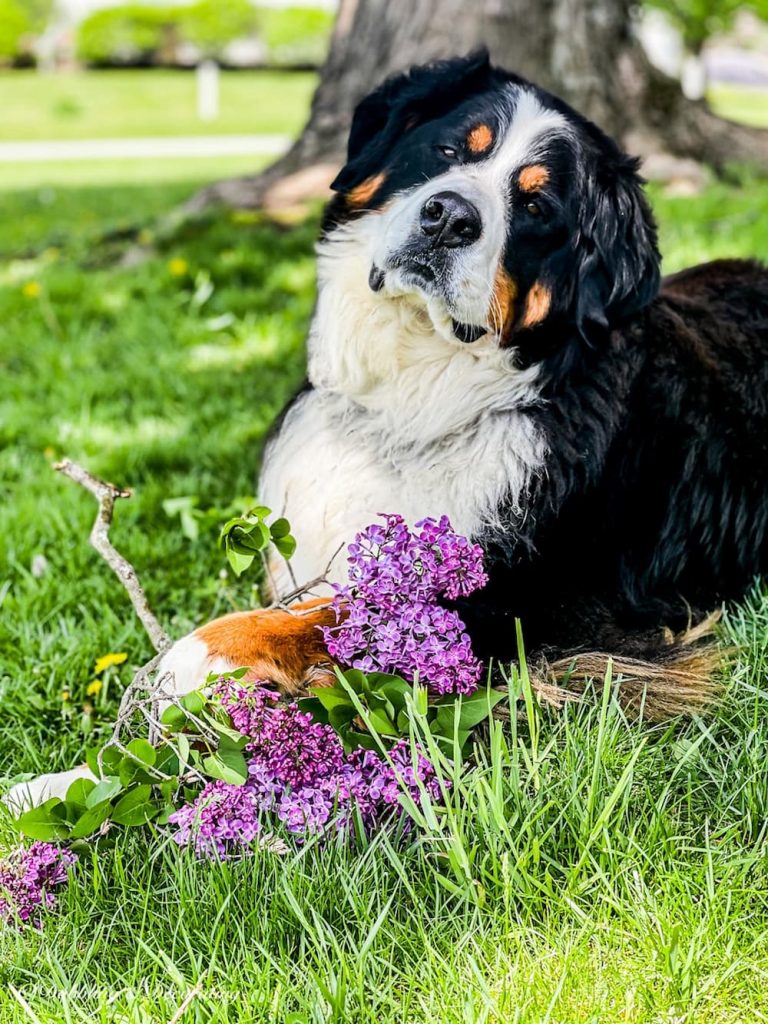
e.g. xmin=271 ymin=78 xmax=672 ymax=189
xmin=331 ymin=49 xmax=493 ymax=193
xmin=574 ymin=155 xmax=661 ymax=335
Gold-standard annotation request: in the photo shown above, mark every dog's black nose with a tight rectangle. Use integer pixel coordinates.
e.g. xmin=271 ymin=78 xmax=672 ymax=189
xmin=419 ymin=191 xmax=481 ymax=248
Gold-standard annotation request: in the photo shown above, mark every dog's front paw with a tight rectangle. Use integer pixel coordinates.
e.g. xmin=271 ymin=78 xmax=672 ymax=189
xmin=157 ymin=598 xmax=337 ymax=699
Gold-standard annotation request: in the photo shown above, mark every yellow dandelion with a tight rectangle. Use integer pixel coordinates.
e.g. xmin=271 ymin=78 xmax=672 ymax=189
xmin=94 ymin=651 xmax=127 ymax=674
xmin=168 ymin=257 xmax=189 ymax=277
xmin=43 ymin=446 xmax=55 ymax=460
xmin=86 ymin=679 xmax=102 ymax=697
xmin=22 ymin=281 xmax=41 ymax=299
xmin=61 ymin=689 xmax=71 ymax=702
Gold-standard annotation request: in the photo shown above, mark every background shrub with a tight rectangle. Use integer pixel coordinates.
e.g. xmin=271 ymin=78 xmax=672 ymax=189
xmin=76 ymin=2 xmax=333 ymax=68
xmin=0 ymin=0 xmax=30 ymax=63
xmin=76 ymin=5 xmax=172 ymax=67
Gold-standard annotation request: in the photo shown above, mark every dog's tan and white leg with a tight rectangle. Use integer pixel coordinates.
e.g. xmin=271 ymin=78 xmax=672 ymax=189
xmin=156 ymin=597 xmax=338 ymax=698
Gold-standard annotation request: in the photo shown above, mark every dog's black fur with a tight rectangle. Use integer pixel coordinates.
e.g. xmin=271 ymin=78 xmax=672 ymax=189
xmin=310 ymin=53 xmax=768 ymax=672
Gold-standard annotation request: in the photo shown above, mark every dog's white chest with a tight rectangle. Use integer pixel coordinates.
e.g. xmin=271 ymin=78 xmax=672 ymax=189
xmin=259 ymin=358 xmax=544 ymax=593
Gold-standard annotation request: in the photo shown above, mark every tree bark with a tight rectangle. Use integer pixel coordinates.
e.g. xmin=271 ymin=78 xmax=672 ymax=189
xmin=187 ymin=0 xmax=768 ymax=212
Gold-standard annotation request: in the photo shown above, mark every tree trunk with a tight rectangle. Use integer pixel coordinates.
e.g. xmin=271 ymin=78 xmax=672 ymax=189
xmin=187 ymin=0 xmax=768 ymax=212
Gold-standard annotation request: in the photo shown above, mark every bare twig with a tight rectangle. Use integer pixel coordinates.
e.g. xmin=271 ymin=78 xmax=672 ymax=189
xmin=274 ymin=541 xmax=344 ymax=611
xmin=54 ymin=458 xmax=170 ymax=654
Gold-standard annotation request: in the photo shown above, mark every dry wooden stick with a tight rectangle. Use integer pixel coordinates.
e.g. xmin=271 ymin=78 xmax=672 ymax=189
xmin=54 ymin=458 xmax=171 ymax=654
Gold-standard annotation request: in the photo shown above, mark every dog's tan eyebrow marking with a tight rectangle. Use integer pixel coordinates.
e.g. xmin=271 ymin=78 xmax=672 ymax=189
xmin=347 ymin=171 xmax=387 ymax=207
xmin=467 ymin=124 xmax=494 ymax=153
xmin=518 ymin=164 xmax=550 ymax=192
xmin=521 ymin=281 xmax=552 ymax=328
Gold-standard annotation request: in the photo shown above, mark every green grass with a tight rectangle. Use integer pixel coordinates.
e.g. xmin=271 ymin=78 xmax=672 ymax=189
xmin=1 ymin=172 xmax=768 ymax=1021
xmin=0 ymin=69 xmax=315 ymax=141
xmin=708 ymin=83 xmax=768 ymax=128
xmin=0 ymin=153 xmax=271 ymax=194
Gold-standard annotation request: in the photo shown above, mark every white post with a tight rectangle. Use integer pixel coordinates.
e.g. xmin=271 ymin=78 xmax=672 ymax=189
xmin=197 ymin=59 xmax=220 ymax=121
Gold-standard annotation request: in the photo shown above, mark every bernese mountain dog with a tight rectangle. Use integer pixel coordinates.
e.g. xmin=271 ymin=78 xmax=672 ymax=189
xmin=8 ymin=52 xmax=768 ymax=808
xmin=160 ymin=50 xmax=766 ymax=705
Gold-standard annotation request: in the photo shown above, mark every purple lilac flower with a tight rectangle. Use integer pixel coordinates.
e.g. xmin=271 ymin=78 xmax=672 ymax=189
xmin=170 ymin=680 xmax=446 ymax=857
xmin=168 ymin=780 xmax=264 ymax=858
xmin=0 ymin=842 xmax=76 ymax=928
xmin=322 ymin=514 xmax=487 ymax=695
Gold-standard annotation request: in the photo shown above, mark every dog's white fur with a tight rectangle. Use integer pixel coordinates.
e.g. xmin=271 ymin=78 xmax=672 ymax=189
xmin=5 ymin=92 xmax=567 ymax=812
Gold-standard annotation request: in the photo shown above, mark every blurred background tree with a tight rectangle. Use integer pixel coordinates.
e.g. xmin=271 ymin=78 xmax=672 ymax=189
xmin=190 ymin=0 xmax=768 ymax=210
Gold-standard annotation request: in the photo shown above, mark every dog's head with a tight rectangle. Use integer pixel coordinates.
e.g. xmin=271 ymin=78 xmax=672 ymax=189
xmin=323 ymin=50 xmax=660 ymax=353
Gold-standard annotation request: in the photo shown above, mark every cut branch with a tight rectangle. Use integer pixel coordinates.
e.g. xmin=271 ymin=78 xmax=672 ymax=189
xmin=54 ymin=458 xmax=171 ymax=654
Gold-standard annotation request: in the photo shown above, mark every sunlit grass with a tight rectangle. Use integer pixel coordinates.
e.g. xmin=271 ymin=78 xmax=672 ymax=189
xmin=708 ymin=82 xmax=768 ymax=128
xmin=0 ymin=69 xmax=315 ymax=141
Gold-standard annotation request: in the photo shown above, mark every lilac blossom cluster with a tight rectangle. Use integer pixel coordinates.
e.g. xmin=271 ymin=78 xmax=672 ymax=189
xmin=321 ymin=514 xmax=488 ymax=695
xmin=170 ymin=682 xmax=443 ymax=857
xmin=0 ymin=841 xmax=76 ymax=927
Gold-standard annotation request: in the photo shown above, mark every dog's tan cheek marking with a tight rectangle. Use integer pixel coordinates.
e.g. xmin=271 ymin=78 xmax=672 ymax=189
xmin=491 ymin=268 xmax=518 ymax=342
xmin=346 ymin=171 xmax=387 ymax=207
xmin=467 ymin=124 xmax=494 ymax=153
xmin=521 ymin=281 xmax=552 ymax=328
xmin=518 ymin=165 xmax=549 ymax=192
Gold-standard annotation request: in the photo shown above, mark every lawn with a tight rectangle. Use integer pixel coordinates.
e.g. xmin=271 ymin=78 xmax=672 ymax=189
xmin=0 ymin=69 xmax=316 ymax=141
xmin=1 ymin=169 xmax=768 ymax=1022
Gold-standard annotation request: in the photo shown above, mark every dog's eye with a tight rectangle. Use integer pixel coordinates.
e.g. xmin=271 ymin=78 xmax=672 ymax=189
xmin=437 ymin=145 xmax=458 ymax=160
xmin=525 ymin=201 xmax=541 ymax=216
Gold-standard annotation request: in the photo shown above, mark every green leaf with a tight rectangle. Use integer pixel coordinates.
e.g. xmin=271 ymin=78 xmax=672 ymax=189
xmin=226 ymin=547 xmax=255 ymax=576
xmin=247 ymin=505 xmax=271 ymax=518
xmin=86 ymin=776 xmax=123 ymax=808
xmin=65 ymin=777 xmax=96 ymax=808
xmin=160 ymin=704 xmax=187 ymax=730
xmin=69 ymin=800 xmax=113 ymax=839
xmin=181 ymin=691 xmax=205 ymax=715
xmin=269 ymin=516 xmax=291 ymax=539
xmin=202 ymin=745 xmax=248 ymax=785
xmin=16 ymin=799 xmax=71 ymax=841
xmin=126 ymin=738 xmax=157 ymax=767
xmin=111 ymin=785 xmax=158 ymax=827
xmin=201 ymin=710 xmax=249 ymax=745
xmin=435 ymin=688 xmax=507 ymax=733
xmin=273 ymin=534 xmax=297 ymax=559
xmin=366 ymin=706 xmax=398 ymax=736
xmin=91 ymin=745 xmax=122 ymax=775
xmin=370 ymin=675 xmax=411 ymax=713
xmin=312 ymin=686 xmax=353 ymax=712
xmin=118 ymin=756 xmax=155 ymax=787
xmin=154 ymin=746 xmax=180 ymax=777
xmin=339 ymin=669 xmax=367 ymax=694
xmin=85 ymin=746 xmax=102 ymax=778
xmin=329 ymin=703 xmax=358 ymax=730
xmin=174 ymin=734 xmax=190 ymax=766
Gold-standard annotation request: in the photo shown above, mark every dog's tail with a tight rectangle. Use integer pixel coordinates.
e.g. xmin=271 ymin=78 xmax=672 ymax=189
xmin=529 ymin=610 xmax=727 ymax=720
